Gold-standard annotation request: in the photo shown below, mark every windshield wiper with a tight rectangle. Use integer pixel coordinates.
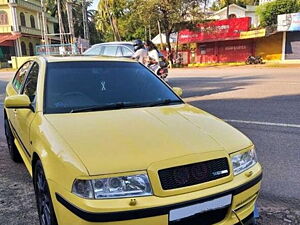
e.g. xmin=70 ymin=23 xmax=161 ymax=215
xmin=70 ymin=102 xmax=127 ymax=113
xmin=146 ymin=99 xmax=182 ymax=107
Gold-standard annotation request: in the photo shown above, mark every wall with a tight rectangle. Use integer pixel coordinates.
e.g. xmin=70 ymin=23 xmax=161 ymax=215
xmin=255 ymin=32 xmax=283 ymax=60
xmin=11 ymin=56 xmax=33 ymax=69
xmin=216 ymin=7 xmax=246 ymax=20
xmin=245 ymin=11 xmax=259 ymax=27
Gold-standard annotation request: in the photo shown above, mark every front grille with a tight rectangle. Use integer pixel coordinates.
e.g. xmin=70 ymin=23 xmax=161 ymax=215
xmin=169 ymin=206 xmax=229 ymax=225
xmin=158 ymin=158 xmax=230 ymax=190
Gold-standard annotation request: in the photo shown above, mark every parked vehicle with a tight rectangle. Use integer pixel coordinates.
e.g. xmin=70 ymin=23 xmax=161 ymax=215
xmin=4 ymin=56 xmax=262 ymax=225
xmin=245 ymin=56 xmax=264 ymax=65
xmin=83 ymin=42 xmax=135 ymax=58
xmin=84 ymin=41 xmax=169 ymax=81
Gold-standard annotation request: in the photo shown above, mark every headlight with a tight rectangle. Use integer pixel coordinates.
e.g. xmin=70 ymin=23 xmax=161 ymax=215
xmin=231 ymin=148 xmax=257 ymax=175
xmin=72 ymin=174 xmax=152 ymax=199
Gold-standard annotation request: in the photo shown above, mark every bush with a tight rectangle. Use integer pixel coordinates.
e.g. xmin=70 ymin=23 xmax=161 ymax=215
xmin=256 ymin=0 xmax=300 ymax=27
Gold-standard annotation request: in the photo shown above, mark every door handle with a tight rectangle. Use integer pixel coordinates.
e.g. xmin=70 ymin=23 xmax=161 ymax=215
xmin=13 ymin=109 xmax=17 ymax=116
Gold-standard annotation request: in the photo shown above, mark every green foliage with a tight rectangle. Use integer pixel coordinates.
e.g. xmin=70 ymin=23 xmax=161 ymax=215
xmin=256 ymin=0 xmax=300 ymax=27
xmin=96 ymin=0 xmax=205 ymax=49
xmin=210 ymin=0 xmax=258 ymax=10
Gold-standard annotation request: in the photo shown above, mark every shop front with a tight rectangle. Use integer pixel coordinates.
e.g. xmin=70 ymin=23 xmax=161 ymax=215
xmin=278 ymin=12 xmax=300 ymax=60
xmin=178 ymin=17 xmax=256 ymax=64
xmin=0 ymin=33 xmax=20 ymax=66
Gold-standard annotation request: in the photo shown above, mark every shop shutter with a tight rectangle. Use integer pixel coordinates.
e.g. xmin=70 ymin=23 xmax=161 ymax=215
xmin=285 ymin=31 xmax=300 ymax=60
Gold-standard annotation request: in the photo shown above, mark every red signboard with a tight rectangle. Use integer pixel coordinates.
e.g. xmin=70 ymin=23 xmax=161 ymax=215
xmin=179 ymin=17 xmax=251 ymax=44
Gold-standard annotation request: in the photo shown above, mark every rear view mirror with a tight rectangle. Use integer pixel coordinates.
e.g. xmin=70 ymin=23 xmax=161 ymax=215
xmin=4 ymin=95 xmax=31 ymax=109
xmin=172 ymin=87 xmax=183 ymax=97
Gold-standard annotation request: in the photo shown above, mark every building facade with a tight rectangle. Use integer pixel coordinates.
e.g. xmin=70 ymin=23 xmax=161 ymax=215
xmin=212 ymin=4 xmax=259 ymax=27
xmin=0 ymin=0 xmax=57 ymax=63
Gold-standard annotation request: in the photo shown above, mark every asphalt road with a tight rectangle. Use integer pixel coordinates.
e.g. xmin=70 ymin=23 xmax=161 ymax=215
xmin=168 ymin=66 xmax=300 ymax=205
xmin=0 ymin=65 xmax=300 ymax=224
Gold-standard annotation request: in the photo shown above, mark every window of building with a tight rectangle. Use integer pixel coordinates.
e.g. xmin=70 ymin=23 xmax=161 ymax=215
xmin=229 ymin=14 xmax=237 ymax=19
xmin=0 ymin=11 xmax=8 ymax=25
xmin=20 ymin=12 xmax=26 ymax=26
xmin=29 ymin=42 xmax=34 ymax=56
xmin=30 ymin=15 xmax=35 ymax=28
xmin=21 ymin=41 xmax=27 ymax=56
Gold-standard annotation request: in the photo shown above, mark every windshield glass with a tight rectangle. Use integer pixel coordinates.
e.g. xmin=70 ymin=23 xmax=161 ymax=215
xmin=44 ymin=61 xmax=182 ymax=114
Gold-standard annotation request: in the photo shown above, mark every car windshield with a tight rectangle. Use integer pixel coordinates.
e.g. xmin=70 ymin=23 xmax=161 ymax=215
xmin=44 ymin=61 xmax=182 ymax=114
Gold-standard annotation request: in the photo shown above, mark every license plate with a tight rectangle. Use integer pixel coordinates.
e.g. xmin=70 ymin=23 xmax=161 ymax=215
xmin=169 ymin=194 xmax=232 ymax=222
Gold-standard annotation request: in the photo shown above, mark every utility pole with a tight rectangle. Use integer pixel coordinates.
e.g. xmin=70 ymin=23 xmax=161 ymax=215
xmin=157 ymin=20 xmax=163 ymax=50
xmin=82 ymin=0 xmax=89 ymax=42
xmin=40 ymin=0 xmax=49 ymax=54
xmin=57 ymin=0 xmax=64 ymax=44
xmin=66 ymin=1 xmax=75 ymax=43
xmin=226 ymin=0 xmax=230 ymax=19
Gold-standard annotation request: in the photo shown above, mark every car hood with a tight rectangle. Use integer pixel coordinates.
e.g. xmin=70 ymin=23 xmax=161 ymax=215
xmin=45 ymin=104 xmax=252 ymax=175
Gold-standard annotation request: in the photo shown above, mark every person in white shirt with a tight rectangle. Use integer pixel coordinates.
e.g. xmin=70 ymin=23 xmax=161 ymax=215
xmin=131 ymin=39 xmax=148 ymax=65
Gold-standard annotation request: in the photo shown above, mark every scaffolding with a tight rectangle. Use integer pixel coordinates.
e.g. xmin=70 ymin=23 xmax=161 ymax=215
xmin=38 ymin=0 xmax=90 ymax=56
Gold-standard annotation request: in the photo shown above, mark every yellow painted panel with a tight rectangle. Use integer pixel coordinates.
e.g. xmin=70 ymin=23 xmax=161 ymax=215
xmin=255 ymin=33 xmax=283 ymax=61
xmin=11 ymin=56 xmax=33 ymax=69
xmin=240 ymin=29 xmax=266 ymax=39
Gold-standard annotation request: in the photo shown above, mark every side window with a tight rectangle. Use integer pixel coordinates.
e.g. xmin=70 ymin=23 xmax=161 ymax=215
xmin=116 ymin=46 xmax=122 ymax=57
xmin=84 ymin=46 xmax=101 ymax=55
xmin=102 ymin=46 xmax=118 ymax=56
xmin=22 ymin=62 xmax=39 ymax=104
xmin=122 ymin=47 xmax=133 ymax=57
xmin=12 ymin=61 xmax=33 ymax=92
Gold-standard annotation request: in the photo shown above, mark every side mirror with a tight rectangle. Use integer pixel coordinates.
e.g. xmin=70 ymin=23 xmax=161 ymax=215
xmin=4 ymin=95 xmax=31 ymax=109
xmin=172 ymin=87 xmax=183 ymax=97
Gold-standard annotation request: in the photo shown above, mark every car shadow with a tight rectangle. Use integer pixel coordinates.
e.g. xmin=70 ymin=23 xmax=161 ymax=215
xmin=169 ymin=75 xmax=264 ymax=98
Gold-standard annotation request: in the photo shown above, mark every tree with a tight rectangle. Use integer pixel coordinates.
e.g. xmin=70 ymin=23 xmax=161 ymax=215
xmin=211 ymin=0 xmax=258 ymax=11
xmin=256 ymin=0 xmax=300 ymax=27
xmin=135 ymin=0 xmax=204 ymax=54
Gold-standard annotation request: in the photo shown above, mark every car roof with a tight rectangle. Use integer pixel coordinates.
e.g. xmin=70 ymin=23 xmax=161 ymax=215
xmin=92 ymin=41 xmax=133 ymax=46
xmin=39 ymin=55 xmax=136 ymax=63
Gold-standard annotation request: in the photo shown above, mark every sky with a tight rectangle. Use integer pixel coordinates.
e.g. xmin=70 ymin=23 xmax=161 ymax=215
xmin=89 ymin=0 xmax=99 ymax=10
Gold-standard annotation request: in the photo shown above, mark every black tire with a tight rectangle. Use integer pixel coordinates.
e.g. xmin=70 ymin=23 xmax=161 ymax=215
xmin=4 ymin=117 xmax=22 ymax=162
xmin=34 ymin=160 xmax=58 ymax=225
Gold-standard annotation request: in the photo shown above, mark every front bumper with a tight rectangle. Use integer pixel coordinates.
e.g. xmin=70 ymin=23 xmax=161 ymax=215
xmin=50 ymin=164 xmax=262 ymax=225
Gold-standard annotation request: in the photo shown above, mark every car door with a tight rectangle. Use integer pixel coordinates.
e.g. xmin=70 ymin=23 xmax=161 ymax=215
xmin=6 ymin=61 xmax=33 ymax=131
xmin=14 ymin=62 xmax=39 ymax=159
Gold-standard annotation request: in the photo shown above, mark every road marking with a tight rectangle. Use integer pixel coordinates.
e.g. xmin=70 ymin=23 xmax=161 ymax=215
xmin=224 ymin=119 xmax=300 ymax=128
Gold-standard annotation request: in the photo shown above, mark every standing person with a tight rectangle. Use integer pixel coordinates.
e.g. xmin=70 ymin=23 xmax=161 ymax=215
xmin=131 ymin=39 xmax=148 ymax=65
xmin=167 ymin=48 xmax=175 ymax=66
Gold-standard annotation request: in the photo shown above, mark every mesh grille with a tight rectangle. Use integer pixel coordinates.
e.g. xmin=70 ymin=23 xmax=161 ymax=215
xmin=158 ymin=158 xmax=230 ymax=190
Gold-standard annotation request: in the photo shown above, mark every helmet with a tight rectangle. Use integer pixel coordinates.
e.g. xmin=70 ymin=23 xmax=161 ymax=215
xmin=133 ymin=39 xmax=144 ymax=51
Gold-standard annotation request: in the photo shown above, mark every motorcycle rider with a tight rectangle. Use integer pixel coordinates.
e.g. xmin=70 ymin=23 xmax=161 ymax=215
xmin=144 ymin=40 xmax=169 ymax=80
xmin=131 ymin=39 xmax=148 ymax=65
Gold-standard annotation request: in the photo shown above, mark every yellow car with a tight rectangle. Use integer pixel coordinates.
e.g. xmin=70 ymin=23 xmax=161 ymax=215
xmin=4 ymin=56 xmax=262 ymax=225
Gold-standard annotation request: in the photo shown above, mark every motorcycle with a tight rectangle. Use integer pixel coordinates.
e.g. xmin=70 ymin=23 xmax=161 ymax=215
xmin=246 ymin=56 xmax=264 ymax=65
xmin=148 ymin=56 xmax=169 ymax=81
